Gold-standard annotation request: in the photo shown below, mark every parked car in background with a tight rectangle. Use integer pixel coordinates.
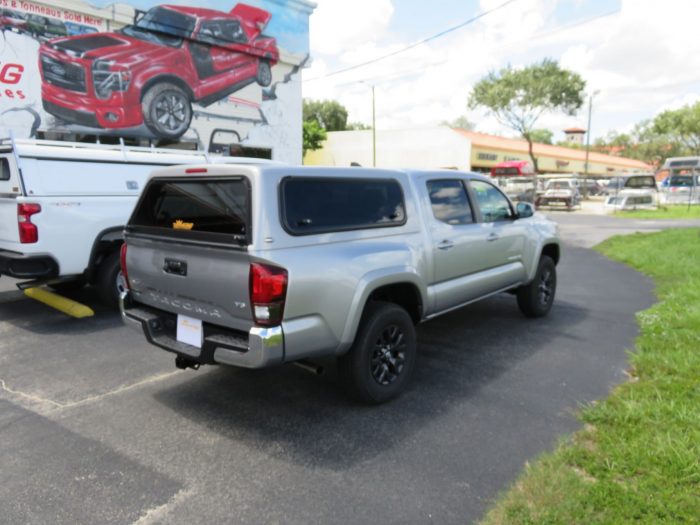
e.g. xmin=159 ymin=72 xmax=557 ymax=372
xmin=536 ymin=178 xmax=581 ymax=210
xmin=500 ymin=177 xmax=536 ymax=203
xmin=663 ymin=173 xmax=700 ymax=204
xmin=659 ymin=157 xmax=700 ymax=205
xmin=0 ymin=9 xmax=27 ymax=33
xmin=39 ymin=3 xmax=279 ymax=140
xmin=491 ymin=160 xmax=535 ymax=202
xmin=26 ymin=15 xmax=68 ymax=39
xmin=579 ymin=179 xmax=604 ymax=196
xmin=121 ymin=165 xmax=561 ymax=403
xmin=605 ymin=189 xmax=657 ymax=211
xmin=603 ymin=174 xmax=657 ymax=196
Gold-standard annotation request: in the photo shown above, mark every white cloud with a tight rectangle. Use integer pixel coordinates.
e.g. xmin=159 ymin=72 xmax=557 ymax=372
xmin=309 ymin=0 xmax=394 ymax=55
xmin=304 ymin=0 xmax=700 ymax=141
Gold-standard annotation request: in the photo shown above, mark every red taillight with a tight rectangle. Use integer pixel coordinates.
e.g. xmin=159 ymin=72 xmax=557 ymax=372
xmin=249 ymin=263 xmax=287 ymax=326
xmin=18 ymin=203 xmax=41 ymax=244
xmin=186 ymin=168 xmax=208 ymax=174
xmin=120 ymin=243 xmax=130 ymax=290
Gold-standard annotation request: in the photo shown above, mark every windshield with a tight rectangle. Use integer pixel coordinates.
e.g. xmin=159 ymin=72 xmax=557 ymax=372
xmin=122 ymin=7 xmax=195 ymax=47
xmin=547 ymin=180 xmax=571 ymax=190
xmin=668 ymin=175 xmax=694 ymax=187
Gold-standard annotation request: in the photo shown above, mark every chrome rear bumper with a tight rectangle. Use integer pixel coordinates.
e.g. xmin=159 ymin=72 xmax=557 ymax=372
xmin=119 ymin=291 xmax=284 ymax=369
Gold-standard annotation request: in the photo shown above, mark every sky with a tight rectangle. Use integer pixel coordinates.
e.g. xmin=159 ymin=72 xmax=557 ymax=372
xmin=303 ymin=0 xmax=700 ymax=143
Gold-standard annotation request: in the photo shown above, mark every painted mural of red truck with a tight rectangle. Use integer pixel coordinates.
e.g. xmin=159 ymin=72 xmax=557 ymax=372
xmin=38 ymin=3 xmax=279 ymax=139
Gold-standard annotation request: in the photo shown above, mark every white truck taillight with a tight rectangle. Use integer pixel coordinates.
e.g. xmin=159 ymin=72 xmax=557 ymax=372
xmin=17 ymin=203 xmax=41 ymax=244
xmin=249 ymin=263 xmax=287 ymax=327
xmin=120 ymin=243 xmax=130 ymax=290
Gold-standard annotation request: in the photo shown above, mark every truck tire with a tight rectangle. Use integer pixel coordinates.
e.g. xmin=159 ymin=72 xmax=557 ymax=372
xmin=142 ymin=83 xmax=193 ymax=140
xmin=96 ymin=251 xmax=127 ymax=307
xmin=338 ymin=301 xmax=417 ymax=404
xmin=517 ymin=255 xmax=556 ymax=318
xmin=256 ymin=60 xmax=272 ymax=87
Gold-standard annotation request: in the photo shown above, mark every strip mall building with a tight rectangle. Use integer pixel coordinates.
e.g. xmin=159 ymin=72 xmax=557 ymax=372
xmin=304 ymin=127 xmax=651 ymax=175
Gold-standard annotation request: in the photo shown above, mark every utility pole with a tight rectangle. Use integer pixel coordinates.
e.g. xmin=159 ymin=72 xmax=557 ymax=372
xmin=583 ymin=90 xmax=600 ymax=199
xmin=371 ymin=85 xmax=376 ymax=167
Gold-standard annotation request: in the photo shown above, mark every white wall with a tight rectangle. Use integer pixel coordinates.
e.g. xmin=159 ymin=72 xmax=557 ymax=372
xmin=313 ymin=127 xmax=471 ymax=171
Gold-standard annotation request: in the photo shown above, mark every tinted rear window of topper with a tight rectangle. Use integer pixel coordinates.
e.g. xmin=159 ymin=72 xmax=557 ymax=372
xmin=130 ymin=178 xmax=250 ymax=244
xmin=281 ymin=177 xmax=406 ymax=235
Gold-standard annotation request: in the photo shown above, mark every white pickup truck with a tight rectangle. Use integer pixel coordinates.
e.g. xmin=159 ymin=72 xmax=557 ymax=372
xmin=0 ymin=138 xmax=270 ymax=305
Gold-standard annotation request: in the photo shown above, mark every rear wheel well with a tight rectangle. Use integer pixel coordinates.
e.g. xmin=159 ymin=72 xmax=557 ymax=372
xmin=542 ymin=244 xmax=560 ymax=265
xmin=86 ymin=228 xmax=124 ymax=283
xmin=366 ymin=283 xmax=422 ymax=324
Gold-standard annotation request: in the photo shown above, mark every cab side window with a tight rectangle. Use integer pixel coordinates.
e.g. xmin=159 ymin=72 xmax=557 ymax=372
xmin=198 ymin=21 xmax=224 ymax=45
xmin=469 ymin=180 xmax=514 ymax=222
xmin=427 ymin=180 xmax=474 ymax=225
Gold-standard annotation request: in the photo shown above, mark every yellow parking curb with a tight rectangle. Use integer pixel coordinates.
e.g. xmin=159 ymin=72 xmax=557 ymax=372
xmin=24 ymin=287 xmax=95 ymax=318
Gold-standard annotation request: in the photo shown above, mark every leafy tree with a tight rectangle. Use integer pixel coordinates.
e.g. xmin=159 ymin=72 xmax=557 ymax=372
xmin=590 ymin=121 xmax=686 ymax=166
xmin=529 ymin=128 xmax=554 ymax=145
xmin=653 ymin=101 xmax=700 ymax=155
xmin=302 ymin=120 xmax=327 ymax=156
xmin=347 ymin=121 xmax=372 ymax=131
xmin=442 ymin=115 xmax=475 ymax=130
xmin=303 ymin=99 xmax=349 ymax=132
xmin=468 ymin=59 xmax=586 ymax=171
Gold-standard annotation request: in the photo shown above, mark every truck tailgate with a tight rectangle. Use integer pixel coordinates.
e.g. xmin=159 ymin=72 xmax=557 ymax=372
xmin=127 ymin=235 xmax=253 ymax=332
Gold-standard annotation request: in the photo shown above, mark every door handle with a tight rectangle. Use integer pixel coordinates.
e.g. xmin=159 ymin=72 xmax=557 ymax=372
xmin=487 ymin=233 xmax=499 ymax=242
xmin=437 ymin=240 xmax=455 ymax=250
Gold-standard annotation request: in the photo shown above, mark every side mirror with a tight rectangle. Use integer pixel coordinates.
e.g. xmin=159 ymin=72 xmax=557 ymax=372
xmin=516 ymin=201 xmax=535 ymax=219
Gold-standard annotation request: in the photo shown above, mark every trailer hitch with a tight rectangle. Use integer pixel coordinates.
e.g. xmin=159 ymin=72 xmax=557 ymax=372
xmin=175 ymin=355 xmax=200 ymax=371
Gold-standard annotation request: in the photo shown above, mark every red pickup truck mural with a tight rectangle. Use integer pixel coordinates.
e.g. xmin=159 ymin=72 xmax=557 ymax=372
xmin=38 ymin=3 xmax=279 ymax=139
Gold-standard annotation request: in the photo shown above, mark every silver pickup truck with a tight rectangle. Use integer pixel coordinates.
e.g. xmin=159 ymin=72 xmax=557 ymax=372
xmin=120 ymin=165 xmax=560 ymax=403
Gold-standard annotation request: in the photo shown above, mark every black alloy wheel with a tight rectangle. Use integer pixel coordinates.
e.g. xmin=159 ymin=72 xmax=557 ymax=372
xmin=370 ymin=324 xmax=407 ymax=386
xmin=517 ymin=254 xmax=557 ymax=318
xmin=338 ymin=301 xmax=417 ymax=404
xmin=142 ymin=83 xmax=193 ymax=140
xmin=538 ymin=264 xmax=555 ymax=309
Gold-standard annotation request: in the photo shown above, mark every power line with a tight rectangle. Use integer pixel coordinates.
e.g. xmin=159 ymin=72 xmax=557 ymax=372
xmin=309 ymin=7 xmax=622 ymax=89
xmin=304 ymin=0 xmax=518 ymax=83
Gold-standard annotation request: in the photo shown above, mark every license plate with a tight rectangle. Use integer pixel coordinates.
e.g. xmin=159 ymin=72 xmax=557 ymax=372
xmin=176 ymin=314 xmax=203 ymax=348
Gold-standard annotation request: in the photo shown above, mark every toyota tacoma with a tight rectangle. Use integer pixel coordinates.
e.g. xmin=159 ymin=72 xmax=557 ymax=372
xmin=121 ymin=165 xmax=561 ymax=403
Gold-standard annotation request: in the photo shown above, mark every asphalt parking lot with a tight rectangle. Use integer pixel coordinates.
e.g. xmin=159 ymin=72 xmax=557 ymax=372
xmin=0 ymin=214 xmax=683 ymax=524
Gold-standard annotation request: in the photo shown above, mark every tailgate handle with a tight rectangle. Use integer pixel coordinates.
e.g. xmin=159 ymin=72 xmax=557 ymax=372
xmin=163 ymin=258 xmax=187 ymax=276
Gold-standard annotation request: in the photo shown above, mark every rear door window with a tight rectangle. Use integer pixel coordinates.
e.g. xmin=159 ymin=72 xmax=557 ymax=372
xmin=427 ymin=180 xmax=474 ymax=225
xmin=281 ymin=177 xmax=406 ymax=235
xmin=129 ymin=178 xmax=250 ymax=244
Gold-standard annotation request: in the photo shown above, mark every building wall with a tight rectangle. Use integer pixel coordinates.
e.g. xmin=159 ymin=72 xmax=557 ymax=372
xmin=0 ymin=0 xmax=314 ymax=164
xmin=470 ymin=145 xmax=648 ymax=176
xmin=306 ymin=126 xmax=649 ymax=176
xmin=304 ymin=127 xmax=472 ymax=171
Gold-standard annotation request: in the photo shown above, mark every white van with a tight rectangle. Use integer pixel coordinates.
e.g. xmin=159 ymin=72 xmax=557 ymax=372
xmin=0 ymin=138 xmax=273 ymax=305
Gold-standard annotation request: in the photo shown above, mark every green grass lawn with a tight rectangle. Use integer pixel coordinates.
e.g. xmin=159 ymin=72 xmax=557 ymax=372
xmin=481 ymin=228 xmax=700 ymax=525
xmin=616 ymin=205 xmax=700 ymax=220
